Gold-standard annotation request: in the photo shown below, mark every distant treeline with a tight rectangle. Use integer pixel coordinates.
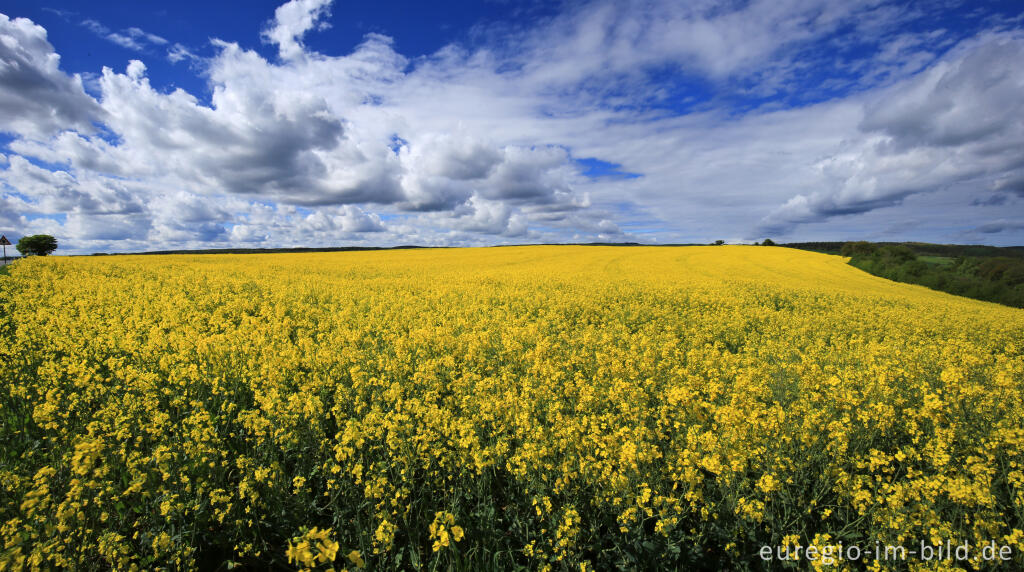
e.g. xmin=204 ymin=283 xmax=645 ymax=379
xmin=783 ymin=241 xmax=1024 ymax=258
xmin=810 ymin=241 xmax=1024 ymax=308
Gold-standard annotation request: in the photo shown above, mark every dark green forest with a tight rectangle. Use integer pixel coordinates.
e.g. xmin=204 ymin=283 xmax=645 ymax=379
xmin=786 ymin=241 xmax=1024 ymax=308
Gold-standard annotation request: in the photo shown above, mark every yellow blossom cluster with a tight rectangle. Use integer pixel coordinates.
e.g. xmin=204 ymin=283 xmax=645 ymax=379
xmin=428 ymin=512 xmax=464 ymax=552
xmin=1 ymin=245 xmax=1022 ymax=569
xmin=286 ymin=527 xmax=340 ymax=570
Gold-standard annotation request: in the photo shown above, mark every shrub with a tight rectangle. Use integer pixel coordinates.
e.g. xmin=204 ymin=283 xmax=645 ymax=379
xmin=16 ymin=234 xmax=58 ymax=257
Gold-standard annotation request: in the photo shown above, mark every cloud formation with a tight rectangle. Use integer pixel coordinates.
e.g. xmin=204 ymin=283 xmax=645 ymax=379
xmin=82 ymin=19 xmax=168 ymax=53
xmin=0 ymin=14 xmax=105 ymax=138
xmin=263 ymin=0 xmax=334 ymax=61
xmin=1 ymin=0 xmax=1022 ymax=252
xmin=759 ymin=32 xmax=1024 ymax=236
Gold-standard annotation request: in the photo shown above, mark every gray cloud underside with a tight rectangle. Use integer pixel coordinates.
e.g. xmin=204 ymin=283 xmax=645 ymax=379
xmin=0 ymin=14 xmax=105 ymax=138
xmin=756 ymin=32 xmax=1024 ymax=238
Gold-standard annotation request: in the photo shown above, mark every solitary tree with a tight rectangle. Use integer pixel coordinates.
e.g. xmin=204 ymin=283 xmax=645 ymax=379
xmin=16 ymin=234 xmax=58 ymax=256
xmin=762 ymin=238 xmax=776 ymax=246
xmin=713 ymin=239 xmax=725 ymax=245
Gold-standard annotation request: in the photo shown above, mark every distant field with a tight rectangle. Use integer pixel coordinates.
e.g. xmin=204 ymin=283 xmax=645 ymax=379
xmin=2 ymin=246 xmax=1023 ymax=570
xmin=918 ymin=255 xmax=955 ymax=266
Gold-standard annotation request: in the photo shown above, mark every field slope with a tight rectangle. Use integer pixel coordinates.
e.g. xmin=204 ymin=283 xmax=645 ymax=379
xmin=2 ymin=246 xmax=1023 ymax=570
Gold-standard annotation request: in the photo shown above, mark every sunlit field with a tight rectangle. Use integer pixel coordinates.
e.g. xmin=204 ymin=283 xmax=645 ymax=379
xmin=2 ymin=246 xmax=1023 ymax=570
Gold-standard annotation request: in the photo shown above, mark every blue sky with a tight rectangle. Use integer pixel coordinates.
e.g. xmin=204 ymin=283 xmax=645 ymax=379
xmin=1 ymin=0 xmax=1023 ymax=253
xmin=5 ymin=1 xmax=558 ymax=100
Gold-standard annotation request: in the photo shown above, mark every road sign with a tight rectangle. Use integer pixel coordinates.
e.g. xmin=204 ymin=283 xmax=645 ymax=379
xmin=0 ymin=235 xmax=9 ymax=245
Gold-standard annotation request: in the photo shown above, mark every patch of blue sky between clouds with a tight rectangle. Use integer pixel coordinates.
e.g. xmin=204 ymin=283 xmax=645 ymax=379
xmin=574 ymin=158 xmax=641 ymax=180
xmin=13 ymin=154 xmax=71 ymax=173
xmin=24 ymin=213 xmax=68 ymax=224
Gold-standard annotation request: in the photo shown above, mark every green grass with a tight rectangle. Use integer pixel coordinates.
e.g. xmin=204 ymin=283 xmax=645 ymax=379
xmin=0 ymin=264 xmax=9 ymax=277
xmin=919 ymin=255 xmax=955 ymax=267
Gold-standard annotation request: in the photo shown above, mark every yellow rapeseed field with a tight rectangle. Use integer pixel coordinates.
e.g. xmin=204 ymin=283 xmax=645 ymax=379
xmin=1 ymin=246 xmax=1023 ymax=570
